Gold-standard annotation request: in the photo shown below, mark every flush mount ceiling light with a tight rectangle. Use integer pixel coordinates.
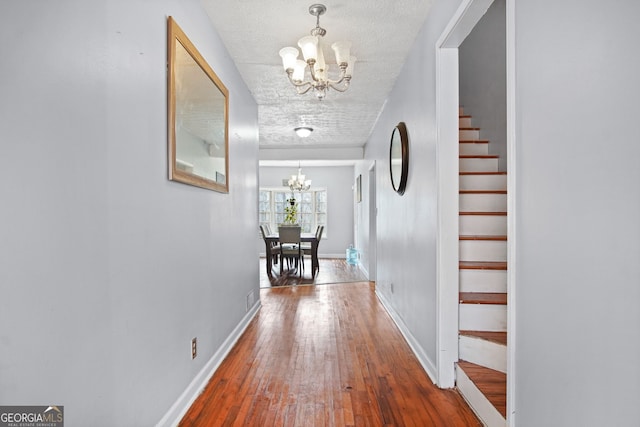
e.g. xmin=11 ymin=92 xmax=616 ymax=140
xmin=279 ymin=4 xmax=356 ymax=100
xmin=294 ymin=126 xmax=313 ymax=137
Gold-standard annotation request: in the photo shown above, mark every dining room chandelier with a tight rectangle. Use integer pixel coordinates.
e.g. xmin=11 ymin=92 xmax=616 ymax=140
xmin=288 ymin=163 xmax=312 ymax=192
xmin=278 ymin=4 xmax=356 ymax=100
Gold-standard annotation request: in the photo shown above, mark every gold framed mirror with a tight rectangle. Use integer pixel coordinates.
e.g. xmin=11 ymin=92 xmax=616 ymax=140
xmin=389 ymin=122 xmax=409 ymax=195
xmin=168 ymin=17 xmax=229 ymax=193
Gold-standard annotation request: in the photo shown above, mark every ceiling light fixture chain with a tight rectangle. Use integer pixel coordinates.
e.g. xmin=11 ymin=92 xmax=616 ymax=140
xmin=279 ymin=4 xmax=356 ymax=100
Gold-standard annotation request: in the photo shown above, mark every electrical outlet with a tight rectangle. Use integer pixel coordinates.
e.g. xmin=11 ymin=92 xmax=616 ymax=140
xmin=191 ymin=337 xmax=197 ymax=359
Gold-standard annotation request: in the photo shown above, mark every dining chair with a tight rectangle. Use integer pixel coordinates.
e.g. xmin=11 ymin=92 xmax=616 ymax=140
xmin=301 ymin=225 xmax=323 ymax=276
xmin=278 ymin=225 xmax=302 ymax=276
xmin=260 ymin=225 xmax=279 ymax=265
xmin=263 ymin=224 xmax=273 ymax=235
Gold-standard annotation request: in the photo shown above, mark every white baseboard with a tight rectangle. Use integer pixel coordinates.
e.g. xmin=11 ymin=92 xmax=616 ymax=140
xmin=155 ymin=301 xmax=261 ymax=427
xmin=358 ymin=262 xmax=369 ymax=279
xmin=319 ymin=253 xmax=346 ymax=259
xmin=375 ymin=290 xmax=438 ymax=384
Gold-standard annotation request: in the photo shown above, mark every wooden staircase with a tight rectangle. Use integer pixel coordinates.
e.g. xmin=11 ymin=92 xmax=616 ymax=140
xmin=456 ymin=108 xmax=507 ymax=426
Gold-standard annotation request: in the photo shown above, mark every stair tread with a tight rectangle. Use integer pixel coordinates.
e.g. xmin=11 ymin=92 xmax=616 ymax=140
xmin=459 ymin=211 xmax=507 ymax=216
xmin=460 ymin=235 xmax=507 ymax=241
xmin=460 ymin=155 xmax=499 ymax=159
xmin=460 ymin=190 xmax=507 ymax=195
xmin=460 ymin=171 xmax=507 ymax=175
xmin=457 ymin=361 xmax=507 ymax=418
xmin=460 ymin=330 xmax=508 ymax=345
xmin=460 ymin=127 xmax=481 ymax=130
xmin=459 ymin=261 xmax=508 ymax=270
xmin=460 ymin=292 xmax=507 ymax=305
xmin=459 ymin=140 xmax=489 ymax=143
xmin=459 ymin=115 xmax=472 ymax=118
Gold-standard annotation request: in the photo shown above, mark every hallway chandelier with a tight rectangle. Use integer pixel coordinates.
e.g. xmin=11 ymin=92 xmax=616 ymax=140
xmin=288 ymin=163 xmax=312 ymax=192
xmin=278 ymin=4 xmax=356 ymax=100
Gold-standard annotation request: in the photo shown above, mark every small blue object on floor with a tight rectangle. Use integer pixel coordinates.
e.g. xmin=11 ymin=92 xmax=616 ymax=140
xmin=346 ymin=245 xmax=358 ymax=265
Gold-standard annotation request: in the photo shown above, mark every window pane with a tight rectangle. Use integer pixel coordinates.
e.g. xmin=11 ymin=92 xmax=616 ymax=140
xmin=259 ymin=188 xmax=327 ymax=235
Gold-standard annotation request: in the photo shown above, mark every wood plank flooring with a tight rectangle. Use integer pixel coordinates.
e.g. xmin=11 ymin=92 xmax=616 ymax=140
xmin=180 ymin=283 xmax=481 ymax=426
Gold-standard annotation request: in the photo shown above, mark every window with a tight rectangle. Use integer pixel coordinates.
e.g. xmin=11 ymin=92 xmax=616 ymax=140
xmin=259 ymin=188 xmax=327 ymax=235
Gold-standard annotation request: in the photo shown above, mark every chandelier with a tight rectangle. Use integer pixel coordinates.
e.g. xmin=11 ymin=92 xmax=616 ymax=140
xmin=279 ymin=4 xmax=356 ymax=100
xmin=288 ymin=163 xmax=312 ymax=192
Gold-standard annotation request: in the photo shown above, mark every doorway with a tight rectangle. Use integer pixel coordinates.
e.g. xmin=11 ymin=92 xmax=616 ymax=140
xmin=436 ymin=0 xmax=515 ymax=424
xmin=368 ymin=162 xmax=377 ymax=281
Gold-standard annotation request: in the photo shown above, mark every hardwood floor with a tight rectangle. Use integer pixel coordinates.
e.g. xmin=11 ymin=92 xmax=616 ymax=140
xmin=260 ymin=257 xmax=368 ymax=288
xmin=179 ymin=282 xmax=481 ymax=426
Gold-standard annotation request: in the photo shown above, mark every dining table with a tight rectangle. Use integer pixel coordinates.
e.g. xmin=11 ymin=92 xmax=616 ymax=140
xmin=263 ymin=233 xmax=319 ymax=278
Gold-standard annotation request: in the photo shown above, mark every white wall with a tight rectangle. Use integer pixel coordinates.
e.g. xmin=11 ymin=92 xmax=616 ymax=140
xmin=514 ymin=0 xmax=640 ymax=425
xmin=459 ymin=0 xmax=507 ymax=171
xmin=0 ymin=1 xmax=259 ymax=425
xmin=259 ymin=165 xmax=355 ymax=257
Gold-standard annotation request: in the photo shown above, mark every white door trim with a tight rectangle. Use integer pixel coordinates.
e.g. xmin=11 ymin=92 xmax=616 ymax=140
xmin=505 ymin=0 xmax=517 ymax=424
xmin=435 ymin=45 xmax=460 ymax=389
xmin=368 ymin=161 xmax=377 ymax=282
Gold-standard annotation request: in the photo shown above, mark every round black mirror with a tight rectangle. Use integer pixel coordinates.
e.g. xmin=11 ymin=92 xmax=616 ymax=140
xmin=389 ymin=122 xmax=409 ymax=195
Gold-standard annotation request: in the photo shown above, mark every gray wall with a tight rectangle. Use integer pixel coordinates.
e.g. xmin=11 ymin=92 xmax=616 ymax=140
xmin=459 ymin=0 xmax=507 ymax=171
xmin=363 ymin=0 xmax=466 ymax=369
xmin=360 ymin=0 xmax=640 ymax=425
xmin=0 ymin=1 xmax=259 ymax=425
xmin=514 ymin=0 xmax=640 ymax=425
xmin=259 ymin=165 xmax=355 ymax=257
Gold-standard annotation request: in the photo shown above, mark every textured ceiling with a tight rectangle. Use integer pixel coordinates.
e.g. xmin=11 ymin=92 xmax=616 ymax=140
xmin=202 ymin=0 xmax=432 ymax=151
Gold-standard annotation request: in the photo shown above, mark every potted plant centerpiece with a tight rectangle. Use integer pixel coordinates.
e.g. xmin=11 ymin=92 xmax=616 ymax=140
xmin=283 ymin=197 xmax=299 ymax=225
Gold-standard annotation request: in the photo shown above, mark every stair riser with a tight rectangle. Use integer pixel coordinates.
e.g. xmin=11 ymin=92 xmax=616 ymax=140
xmin=459 ymin=269 xmax=507 ymax=293
xmin=459 ymin=215 xmax=507 ymax=235
xmin=456 ymin=366 xmax=507 ymax=427
xmin=459 ymin=336 xmax=507 ymax=374
xmin=460 ymin=194 xmax=507 ymax=212
xmin=460 ymin=158 xmax=498 ymax=172
xmin=459 ymin=117 xmax=472 ymax=128
xmin=460 ymin=129 xmax=480 ymax=140
xmin=460 ymin=174 xmax=507 ymax=191
xmin=459 ymin=143 xmax=489 ymax=156
xmin=459 ymin=304 xmax=507 ymax=332
xmin=460 ymin=240 xmax=507 ymax=262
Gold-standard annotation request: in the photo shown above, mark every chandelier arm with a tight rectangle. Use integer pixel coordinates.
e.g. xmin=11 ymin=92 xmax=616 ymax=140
xmin=285 ymin=70 xmax=313 ymax=88
xmin=327 ymin=80 xmax=351 ymax=92
xmin=295 ymin=85 xmax=315 ymax=95
xmin=325 ymin=71 xmax=347 ymax=86
xmin=323 ymin=64 xmax=348 ymax=85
